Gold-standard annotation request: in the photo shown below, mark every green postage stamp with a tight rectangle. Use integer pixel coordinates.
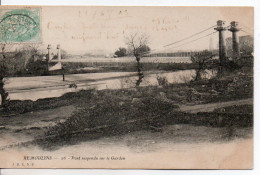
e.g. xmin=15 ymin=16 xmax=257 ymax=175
xmin=0 ymin=8 xmax=41 ymax=43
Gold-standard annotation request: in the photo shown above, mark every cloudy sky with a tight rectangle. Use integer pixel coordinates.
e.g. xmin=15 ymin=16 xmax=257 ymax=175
xmin=39 ymin=6 xmax=253 ymax=54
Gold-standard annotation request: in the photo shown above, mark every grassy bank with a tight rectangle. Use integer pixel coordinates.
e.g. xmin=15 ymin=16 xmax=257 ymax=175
xmin=47 ymin=62 xmax=198 ymax=75
xmin=2 ymin=68 xmax=253 ymax=115
xmin=35 ymin=87 xmax=252 ymax=149
xmin=31 ymin=72 xmax=252 ymax=149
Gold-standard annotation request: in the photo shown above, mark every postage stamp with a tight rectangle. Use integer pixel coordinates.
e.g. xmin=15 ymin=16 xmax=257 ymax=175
xmin=0 ymin=8 xmax=41 ymax=43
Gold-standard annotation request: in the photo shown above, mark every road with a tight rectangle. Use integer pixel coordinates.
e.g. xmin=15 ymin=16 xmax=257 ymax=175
xmin=179 ymin=98 xmax=253 ymax=113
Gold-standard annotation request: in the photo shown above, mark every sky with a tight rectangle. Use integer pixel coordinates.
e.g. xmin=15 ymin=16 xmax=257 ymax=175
xmin=33 ymin=6 xmax=254 ymax=54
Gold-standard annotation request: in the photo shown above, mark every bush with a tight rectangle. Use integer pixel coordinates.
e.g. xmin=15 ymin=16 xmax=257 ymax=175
xmin=2 ymin=89 xmax=95 ymax=114
xmin=26 ymin=59 xmax=48 ymax=75
xmin=42 ymin=90 xmax=179 ymax=146
xmin=3 ymin=100 xmax=34 ymax=113
xmin=114 ymin=47 xmax=127 ymax=57
xmin=156 ymin=76 xmax=170 ymax=87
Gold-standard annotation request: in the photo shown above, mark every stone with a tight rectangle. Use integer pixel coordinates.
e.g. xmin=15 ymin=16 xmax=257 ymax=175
xmin=132 ymin=98 xmax=142 ymax=104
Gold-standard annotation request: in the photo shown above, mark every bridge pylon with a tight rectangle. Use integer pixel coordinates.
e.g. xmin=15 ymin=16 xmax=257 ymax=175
xmin=214 ymin=20 xmax=227 ymax=64
xmin=228 ymin=21 xmax=241 ymax=59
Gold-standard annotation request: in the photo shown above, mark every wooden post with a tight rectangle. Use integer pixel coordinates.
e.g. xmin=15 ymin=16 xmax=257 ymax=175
xmin=62 ymin=67 xmax=65 ymax=81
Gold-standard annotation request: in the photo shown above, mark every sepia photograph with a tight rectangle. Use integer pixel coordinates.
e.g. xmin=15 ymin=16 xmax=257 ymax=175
xmin=0 ymin=6 xmax=254 ymax=169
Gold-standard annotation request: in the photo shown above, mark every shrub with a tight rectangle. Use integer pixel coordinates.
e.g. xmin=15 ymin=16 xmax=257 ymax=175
xmin=42 ymin=91 xmax=179 ymax=146
xmin=156 ymin=75 xmax=170 ymax=87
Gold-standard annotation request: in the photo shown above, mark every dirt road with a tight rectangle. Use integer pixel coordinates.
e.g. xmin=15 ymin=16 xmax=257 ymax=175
xmin=179 ymin=98 xmax=253 ymax=113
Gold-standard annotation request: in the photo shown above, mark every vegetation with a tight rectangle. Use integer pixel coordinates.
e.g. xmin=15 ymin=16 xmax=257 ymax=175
xmin=52 ymin=49 xmax=69 ymax=60
xmin=2 ymin=67 xmax=252 ymax=115
xmin=190 ymin=50 xmax=215 ymax=81
xmin=114 ymin=47 xmax=127 ymax=57
xmin=0 ymin=44 xmax=11 ymax=106
xmin=33 ymin=74 xmax=253 ymax=149
xmin=0 ymin=44 xmax=46 ymax=105
xmin=125 ymin=33 xmax=150 ymax=86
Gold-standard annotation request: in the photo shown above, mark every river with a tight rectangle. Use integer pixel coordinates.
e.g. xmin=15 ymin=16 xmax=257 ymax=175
xmin=4 ymin=69 xmax=215 ymax=101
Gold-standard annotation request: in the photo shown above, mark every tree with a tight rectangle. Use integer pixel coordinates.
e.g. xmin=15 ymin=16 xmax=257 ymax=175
xmin=135 ymin=44 xmax=150 ymax=55
xmin=0 ymin=43 xmax=13 ymax=106
xmin=125 ymin=33 xmax=150 ymax=86
xmin=52 ymin=49 xmax=69 ymax=60
xmin=114 ymin=47 xmax=127 ymax=57
xmin=191 ymin=50 xmax=214 ymax=81
xmin=239 ymin=36 xmax=254 ymax=57
xmin=0 ymin=43 xmax=44 ymax=106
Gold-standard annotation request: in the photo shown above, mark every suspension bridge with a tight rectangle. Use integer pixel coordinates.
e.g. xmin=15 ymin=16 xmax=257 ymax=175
xmin=143 ymin=20 xmax=253 ymax=59
xmin=46 ymin=20 xmax=253 ymax=73
xmin=4 ymin=20 xmax=254 ymax=101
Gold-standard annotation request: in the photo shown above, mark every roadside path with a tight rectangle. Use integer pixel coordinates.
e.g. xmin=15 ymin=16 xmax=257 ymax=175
xmin=179 ymin=98 xmax=253 ymax=113
xmin=0 ymin=98 xmax=253 ymax=149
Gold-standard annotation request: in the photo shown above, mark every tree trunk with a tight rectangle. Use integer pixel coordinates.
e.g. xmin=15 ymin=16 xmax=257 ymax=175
xmin=195 ymin=63 xmax=203 ymax=81
xmin=135 ymin=56 xmax=144 ymax=86
xmin=195 ymin=69 xmax=201 ymax=81
xmin=0 ymin=44 xmax=8 ymax=106
xmin=0 ymin=76 xmax=8 ymax=106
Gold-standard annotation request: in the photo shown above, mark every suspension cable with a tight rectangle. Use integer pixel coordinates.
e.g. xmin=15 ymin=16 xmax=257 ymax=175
xmin=169 ymin=31 xmax=218 ymax=50
xmin=241 ymin=29 xmax=253 ymax=35
xmin=163 ymin=24 xmax=217 ymax=47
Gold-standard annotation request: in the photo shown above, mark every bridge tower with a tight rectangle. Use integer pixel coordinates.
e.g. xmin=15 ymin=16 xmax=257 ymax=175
xmin=47 ymin=44 xmax=51 ymax=71
xmin=214 ymin=20 xmax=227 ymax=63
xmin=57 ymin=44 xmax=61 ymax=62
xmin=228 ymin=21 xmax=240 ymax=59
xmin=209 ymin=34 xmax=213 ymax=52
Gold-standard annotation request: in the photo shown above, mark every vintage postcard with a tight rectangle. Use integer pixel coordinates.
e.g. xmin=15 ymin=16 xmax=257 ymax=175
xmin=0 ymin=6 xmax=254 ymax=169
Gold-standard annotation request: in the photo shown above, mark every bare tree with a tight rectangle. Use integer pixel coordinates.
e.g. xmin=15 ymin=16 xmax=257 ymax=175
xmin=20 ymin=44 xmax=42 ymax=68
xmin=125 ymin=33 xmax=150 ymax=86
xmin=191 ymin=50 xmax=214 ymax=81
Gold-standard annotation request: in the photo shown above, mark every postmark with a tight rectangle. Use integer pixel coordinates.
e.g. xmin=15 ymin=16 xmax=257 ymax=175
xmin=0 ymin=8 xmax=41 ymax=43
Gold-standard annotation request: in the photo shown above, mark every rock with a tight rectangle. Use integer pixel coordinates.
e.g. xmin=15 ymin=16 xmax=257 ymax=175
xmin=119 ymin=101 xmax=125 ymax=106
xmin=69 ymin=83 xmax=77 ymax=88
xmin=209 ymin=89 xmax=219 ymax=95
xmin=149 ymin=125 xmax=163 ymax=132
xmin=132 ymin=98 xmax=142 ymax=104
xmin=159 ymin=92 xmax=167 ymax=98
xmin=59 ymin=119 xmax=66 ymax=123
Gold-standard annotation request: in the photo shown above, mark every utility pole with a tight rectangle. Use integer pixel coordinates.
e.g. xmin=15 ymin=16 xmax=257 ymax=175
xmin=228 ymin=21 xmax=240 ymax=59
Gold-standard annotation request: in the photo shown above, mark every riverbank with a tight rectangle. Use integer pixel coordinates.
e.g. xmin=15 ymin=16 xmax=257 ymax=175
xmin=1 ymin=69 xmax=253 ymax=115
xmin=0 ymin=70 xmax=253 ymax=150
xmin=7 ymin=61 xmax=198 ymax=77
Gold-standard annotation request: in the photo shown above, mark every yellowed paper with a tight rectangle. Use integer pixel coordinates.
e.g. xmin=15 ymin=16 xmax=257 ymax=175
xmin=0 ymin=6 xmax=253 ymax=169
